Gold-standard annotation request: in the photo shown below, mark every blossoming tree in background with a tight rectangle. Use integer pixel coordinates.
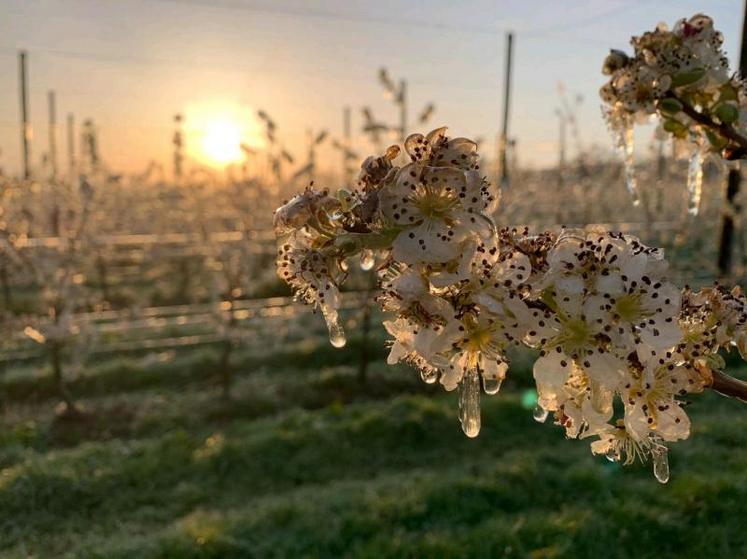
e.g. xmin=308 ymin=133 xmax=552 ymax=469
xmin=275 ymin=15 xmax=747 ymax=484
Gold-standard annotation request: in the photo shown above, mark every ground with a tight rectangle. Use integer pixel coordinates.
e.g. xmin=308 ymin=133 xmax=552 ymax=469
xmin=1 ymin=335 xmax=746 ymax=558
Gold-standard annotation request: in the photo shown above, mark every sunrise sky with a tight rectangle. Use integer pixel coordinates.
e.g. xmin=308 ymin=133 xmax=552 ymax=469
xmin=0 ymin=0 xmax=743 ymax=178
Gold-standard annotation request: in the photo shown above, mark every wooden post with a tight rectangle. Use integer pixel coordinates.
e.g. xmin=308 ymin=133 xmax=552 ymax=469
xmin=47 ymin=90 xmax=57 ymax=179
xmin=499 ymin=32 xmax=514 ymax=188
xmin=556 ymin=109 xmax=565 ymax=224
xmin=173 ymin=113 xmax=183 ymax=181
xmin=717 ymin=1 xmax=747 ymax=277
xmin=67 ymin=113 xmax=75 ymax=181
xmin=399 ymin=79 xmax=407 ymax=143
xmin=343 ymin=106 xmax=351 ymax=185
xmin=19 ymin=51 xmax=31 ymax=180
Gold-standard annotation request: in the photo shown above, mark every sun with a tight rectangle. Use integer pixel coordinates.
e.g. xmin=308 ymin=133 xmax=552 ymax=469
xmin=183 ymin=102 xmax=264 ymax=167
xmin=202 ymin=120 xmax=242 ymax=165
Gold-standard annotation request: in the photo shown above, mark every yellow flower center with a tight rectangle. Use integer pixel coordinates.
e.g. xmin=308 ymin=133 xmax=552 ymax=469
xmin=558 ymin=318 xmax=593 ymax=353
xmin=615 ymin=294 xmax=643 ymax=322
xmin=412 ymin=187 xmax=458 ymax=219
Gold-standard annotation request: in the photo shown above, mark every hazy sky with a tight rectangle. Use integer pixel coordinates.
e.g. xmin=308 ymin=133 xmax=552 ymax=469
xmin=0 ymin=0 xmax=743 ymax=178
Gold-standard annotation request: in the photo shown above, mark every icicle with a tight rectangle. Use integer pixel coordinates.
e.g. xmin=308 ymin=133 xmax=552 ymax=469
xmin=532 ymin=404 xmax=549 ymax=423
xmin=652 ymin=445 xmax=670 ymax=484
xmin=420 ymin=368 xmax=438 ymax=384
xmin=321 ymin=304 xmax=346 ymax=348
xmin=482 ymin=376 xmax=503 ymax=395
xmin=458 ymin=370 xmax=481 ymax=438
xmin=621 ymin=123 xmax=641 ymax=207
xmin=686 ymin=150 xmax=704 ymax=216
xmin=359 ymin=249 xmax=375 ymax=271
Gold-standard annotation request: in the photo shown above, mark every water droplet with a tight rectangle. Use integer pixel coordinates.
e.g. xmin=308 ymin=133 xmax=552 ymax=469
xmin=686 ymin=150 xmax=703 ymax=216
xmin=359 ymin=249 xmax=375 ymax=271
xmin=321 ymin=305 xmax=346 ymax=348
xmin=420 ymin=368 xmax=438 ymax=384
xmin=605 ymin=449 xmax=620 ymax=463
xmin=458 ymin=370 xmax=481 ymax=438
xmin=532 ymin=404 xmax=549 ymax=423
xmin=483 ymin=376 xmax=503 ymax=395
xmin=620 ymin=123 xmax=641 ymax=206
xmin=652 ymin=446 xmax=670 ymax=484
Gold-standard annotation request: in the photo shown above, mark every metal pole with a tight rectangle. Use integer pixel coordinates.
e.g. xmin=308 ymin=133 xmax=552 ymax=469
xmin=717 ymin=1 xmax=747 ymax=277
xmin=399 ymin=79 xmax=407 ymax=143
xmin=558 ymin=113 xmax=566 ymax=171
xmin=66 ymin=113 xmax=75 ymax=181
xmin=47 ymin=90 xmax=57 ymax=179
xmin=343 ymin=106 xmax=351 ymax=185
xmin=499 ymin=32 xmax=514 ymax=188
xmin=19 ymin=50 xmax=31 ymax=180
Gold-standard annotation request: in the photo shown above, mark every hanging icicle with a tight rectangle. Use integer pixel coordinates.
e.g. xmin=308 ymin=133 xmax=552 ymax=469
xmin=321 ymin=304 xmax=346 ymax=348
xmin=458 ymin=370 xmax=481 ymax=438
xmin=620 ymin=121 xmax=641 ymax=207
xmin=652 ymin=445 xmax=670 ymax=484
xmin=686 ymin=149 xmax=704 ymax=216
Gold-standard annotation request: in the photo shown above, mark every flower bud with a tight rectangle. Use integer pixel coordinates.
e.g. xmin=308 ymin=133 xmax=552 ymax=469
xmin=602 ymin=49 xmax=629 ymax=75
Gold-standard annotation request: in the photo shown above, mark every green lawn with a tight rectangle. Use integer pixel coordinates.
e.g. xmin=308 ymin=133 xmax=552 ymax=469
xmin=1 ymin=336 xmax=746 ymax=558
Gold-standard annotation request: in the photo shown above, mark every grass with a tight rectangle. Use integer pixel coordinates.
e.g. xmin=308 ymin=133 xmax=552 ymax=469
xmin=0 ymin=334 xmax=746 ymax=558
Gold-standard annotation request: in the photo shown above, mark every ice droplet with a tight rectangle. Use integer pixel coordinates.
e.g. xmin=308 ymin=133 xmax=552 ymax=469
xmin=459 ymin=370 xmax=481 ymax=438
xmin=359 ymin=249 xmax=375 ymax=271
xmin=321 ymin=305 xmax=346 ymax=348
xmin=483 ymin=376 xmax=503 ymax=395
xmin=686 ymin=150 xmax=703 ymax=216
xmin=420 ymin=368 xmax=438 ymax=384
xmin=652 ymin=446 xmax=670 ymax=484
xmin=620 ymin=123 xmax=641 ymax=207
xmin=532 ymin=404 xmax=549 ymax=423
xmin=605 ymin=449 xmax=620 ymax=463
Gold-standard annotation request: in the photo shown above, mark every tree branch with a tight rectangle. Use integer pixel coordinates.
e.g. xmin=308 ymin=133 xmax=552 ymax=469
xmin=710 ymin=369 xmax=747 ymax=404
xmin=667 ymin=93 xmax=747 ymax=153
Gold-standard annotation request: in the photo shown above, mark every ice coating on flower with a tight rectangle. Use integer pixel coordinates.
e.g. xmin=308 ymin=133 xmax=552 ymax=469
xmin=679 ymin=284 xmax=747 ymax=360
xmin=274 ymin=123 xmax=747 ymax=483
xmin=601 ymin=14 xmax=747 ymax=204
xmin=276 ymin=229 xmax=342 ymax=310
xmin=380 ymin=161 xmax=495 ymax=265
xmin=272 ymin=187 xmax=341 ymax=234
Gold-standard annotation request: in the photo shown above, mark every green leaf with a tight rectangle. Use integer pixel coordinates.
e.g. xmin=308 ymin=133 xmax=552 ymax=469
xmin=658 ymin=97 xmax=683 ymax=115
xmin=707 ymin=353 xmax=726 ymax=371
xmin=663 ymin=118 xmax=687 ymax=138
xmin=333 ymin=228 xmax=401 ymax=254
xmin=671 ymin=67 xmax=706 ymax=88
xmin=715 ymin=103 xmax=740 ymax=124
xmin=720 ymin=83 xmax=739 ymax=102
xmin=706 ymin=130 xmax=728 ymax=150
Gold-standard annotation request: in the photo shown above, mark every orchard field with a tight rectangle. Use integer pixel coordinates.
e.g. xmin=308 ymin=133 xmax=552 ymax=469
xmin=4 ymin=4 xmax=747 ymax=557
xmin=1 ymin=335 xmax=747 ymax=558
xmin=0 ymin=159 xmax=745 ymax=558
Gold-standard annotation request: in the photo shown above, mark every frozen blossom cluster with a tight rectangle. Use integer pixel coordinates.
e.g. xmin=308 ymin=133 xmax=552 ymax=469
xmin=600 ymin=14 xmax=747 ymax=213
xmin=274 ymin=127 xmax=747 ymax=482
xmin=274 ymin=128 xmax=747 ymax=481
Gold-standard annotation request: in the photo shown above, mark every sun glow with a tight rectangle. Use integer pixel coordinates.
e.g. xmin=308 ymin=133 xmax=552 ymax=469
xmin=202 ymin=120 xmax=242 ymax=164
xmin=184 ymin=102 xmax=264 ymax=167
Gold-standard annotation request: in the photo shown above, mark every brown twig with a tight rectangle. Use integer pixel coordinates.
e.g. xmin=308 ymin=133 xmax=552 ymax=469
xmin=710 ymin=369 xmax=747 ymax=404
xmin=667 ymin=92 xmax=747 ymax=153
